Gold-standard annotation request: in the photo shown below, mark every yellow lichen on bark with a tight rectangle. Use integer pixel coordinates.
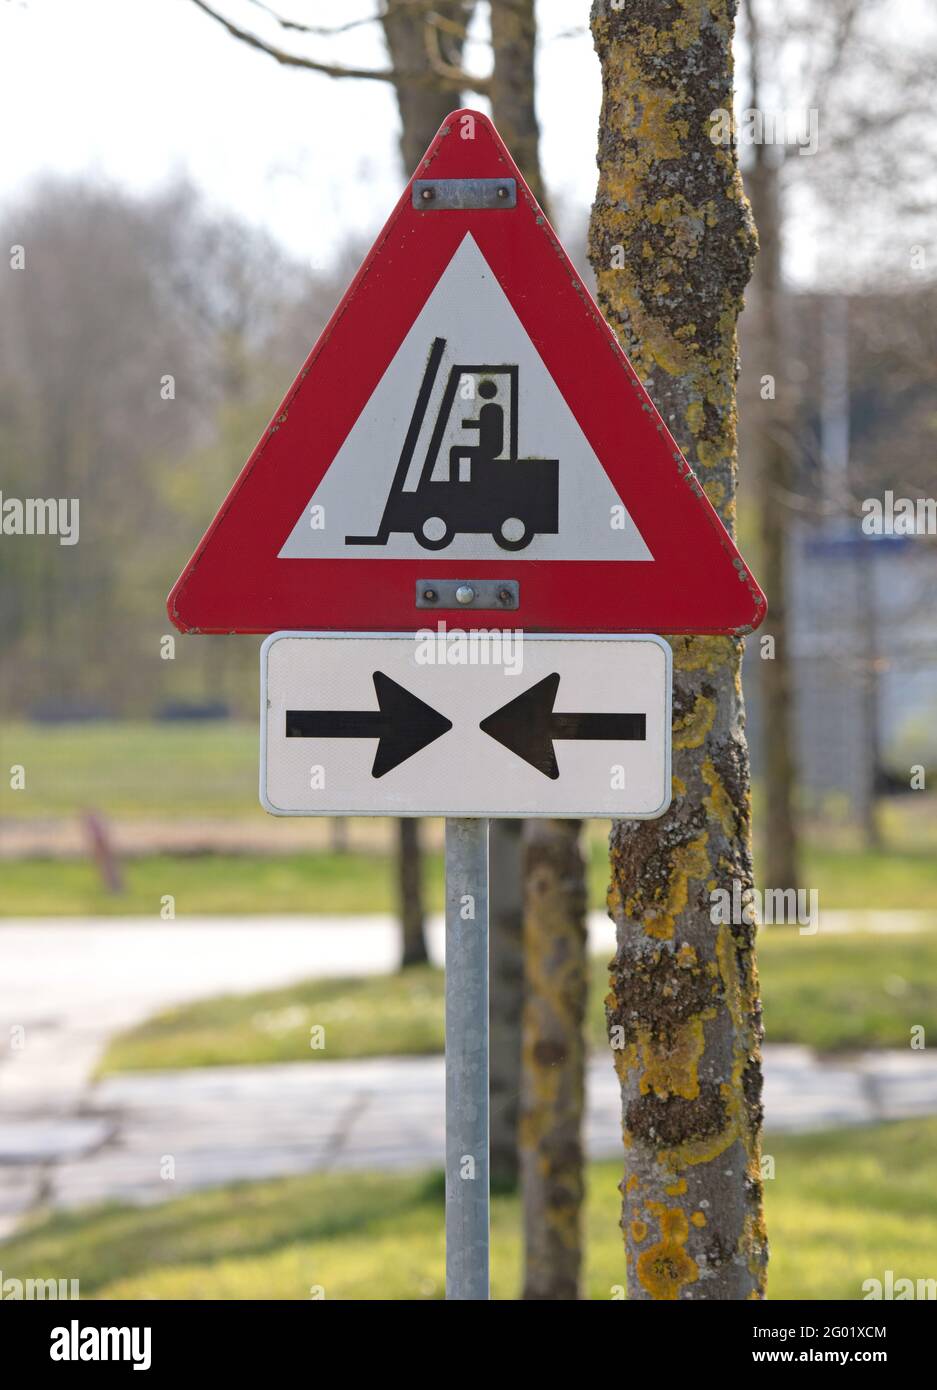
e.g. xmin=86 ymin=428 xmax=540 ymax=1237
xmin=611 ymin=1038 xmax=640 ymax=1087
xmin=519 ymin=820 xmax=588 ymax=1300
xmin=672 ymin=692 xmax=717 ymax=749
xmin=671 ymin=634 xmax=734 ymax=674
xmin=636 ymin=1014 xmax=710 ymax=1099
xmin=636 ymin=1205 xmax=699 ymax=1299
xmin=625 ymin=831 xmax=710 ymax=940
xmin=702 ymin=758 xmax=738 ymax=838
xmin=590 ymin=0 xmax=768 ymax=1300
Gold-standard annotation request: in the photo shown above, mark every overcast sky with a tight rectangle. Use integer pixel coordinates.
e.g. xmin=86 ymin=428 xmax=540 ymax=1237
xmin=1 ymin=0 xmax=932 ymax=287
xmin=0 ymin=0 xmax=601 ymax=270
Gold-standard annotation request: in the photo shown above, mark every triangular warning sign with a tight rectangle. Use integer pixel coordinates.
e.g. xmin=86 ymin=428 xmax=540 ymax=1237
xmin=168 ymin=110 xmax=765 ymax=637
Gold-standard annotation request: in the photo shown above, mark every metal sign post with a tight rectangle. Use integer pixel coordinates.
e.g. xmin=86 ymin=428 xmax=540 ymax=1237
xmin=444 ymin=817 xmax=490 ymax=1300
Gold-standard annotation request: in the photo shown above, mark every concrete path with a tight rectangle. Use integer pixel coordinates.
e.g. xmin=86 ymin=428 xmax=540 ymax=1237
xmin=0 ymin=915 xmax=447 ymax=1114
xmin=19 ymin=1048 xmax=937 ymax=1222
xmin=2 ymin=912 xmax=936 ymax=1236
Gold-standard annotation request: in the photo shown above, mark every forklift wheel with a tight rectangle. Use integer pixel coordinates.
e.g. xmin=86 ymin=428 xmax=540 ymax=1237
xmin=494 ymin=517 xmax=533 ymax=551
xmin=416 ymin=516 xmax=453 ymax=550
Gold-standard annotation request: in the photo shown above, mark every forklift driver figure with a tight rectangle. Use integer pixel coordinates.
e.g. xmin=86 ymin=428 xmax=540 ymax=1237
xmin=450 ymin=379 xmax=503 ymax=482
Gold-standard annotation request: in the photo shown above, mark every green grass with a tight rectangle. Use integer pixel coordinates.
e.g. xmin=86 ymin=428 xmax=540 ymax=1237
xmin=98 ymin=930 xmax=937 ymax=1075
xmin=803 ymin=845 xmax=937 ymax=910
xmin=0 ymin=721 xmax=259 ymax=820
xmin=0 ymin=838 xmax=604 ymax=918
xmin=6 ymin=836 xmax=937 ymax=918
xmin=3 ymin=716 xmax=937 ymax=917
xmin=101 ymin=965 xmax=446 ymax=1073
xmin=0 ymin=851 xmax=445 ymax=919
xmin=755 ymin=928 xmax=937 ymax=1050
xmin=2 ymin=1118 xmax=934 ymax=1299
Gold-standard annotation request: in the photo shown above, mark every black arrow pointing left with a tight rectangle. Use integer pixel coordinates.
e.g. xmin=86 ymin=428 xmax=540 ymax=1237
xmin=287 ymin=671 xmax=453 ymax=778
xmin=479 ymin=672 xmax=646 ymax=779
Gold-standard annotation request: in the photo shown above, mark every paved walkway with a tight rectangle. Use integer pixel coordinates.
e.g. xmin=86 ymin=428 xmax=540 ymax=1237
xmin=8 ymin=1048 xmax=934 ymax=1224
xmin=2 ymin=913 xmax=936 ymax=1237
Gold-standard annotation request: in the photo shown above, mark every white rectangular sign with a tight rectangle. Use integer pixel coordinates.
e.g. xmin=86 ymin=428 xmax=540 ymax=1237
xmin=261 ymin=632 xmax=671 ymax=819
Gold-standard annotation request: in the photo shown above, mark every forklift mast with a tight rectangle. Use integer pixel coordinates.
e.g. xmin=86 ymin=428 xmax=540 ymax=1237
xmin=345 ymin=336 xmax=447 ymax=546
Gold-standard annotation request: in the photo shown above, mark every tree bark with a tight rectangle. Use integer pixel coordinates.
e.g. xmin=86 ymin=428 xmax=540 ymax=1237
xmin=489 ymin=0 xmax=550 ymax=214
xmin=488 ymin=0 xmax=589 ymax=1289
xmin=380 ymin=0 xmax=473 ymax=172
xmin=488 ymin=818 xmax=524 ymax=1190
xmin=520 ymin=819 xmax=588 ymax=1300
xmin=744 ymin=0 xmax=801 ymax=893
xmin=397 ymin=817 xmax=428 ymax=968
xmin=588 ymin=0 xmax=768 ymax=1299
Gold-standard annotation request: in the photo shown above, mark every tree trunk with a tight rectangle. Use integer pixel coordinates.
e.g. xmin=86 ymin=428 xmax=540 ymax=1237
xmin=744 ymin=0 xmax=801 ymax=893
xmin=589 ymin=0 xmax=768 ymax=1300
xmin=380 ymin=0 xmax=473 ymax=171
xmin=489 ymin=0 xmax=550 ymax=214
xmin=398 ymin=817 xmax=428 ymax=968
xmin=488 ymin=0 xmax=589 ymax=1289
xmin=488 ymin=818 xmax=524 ymax=1190
xmin=520 ymin=818 xmax=588 ymax=1300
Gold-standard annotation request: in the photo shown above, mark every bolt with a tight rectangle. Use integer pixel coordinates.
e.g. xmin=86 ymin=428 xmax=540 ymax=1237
xmin=498 ymin=587 xmax=513 ymax=605
xmin=455 ymin=585 xmax=475 ymax=605
xmin=421 ymin=186 xmax=435 ymax=201
xmin=423 ymin=588 xmax=438 ymax=603
xmin=497 ymin=185 xmax=509 ymax=200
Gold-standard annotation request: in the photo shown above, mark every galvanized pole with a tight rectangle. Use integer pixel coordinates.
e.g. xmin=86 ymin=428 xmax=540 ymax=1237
xmin=445 ymin=816 xmax=490 ymax=1299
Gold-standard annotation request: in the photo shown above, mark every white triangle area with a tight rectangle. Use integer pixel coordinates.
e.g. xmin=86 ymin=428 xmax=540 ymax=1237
xmin=279 ymin=234 xmax=652 ymax=562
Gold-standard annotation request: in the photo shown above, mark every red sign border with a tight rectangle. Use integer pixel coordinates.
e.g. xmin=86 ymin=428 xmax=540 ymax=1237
xmin=167 ymin=109 xmax=766 ymax=637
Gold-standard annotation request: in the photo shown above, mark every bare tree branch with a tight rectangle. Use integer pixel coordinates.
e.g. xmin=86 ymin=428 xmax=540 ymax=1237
xmin=802 ymin=0 xmax=864 ymax=117
xmin=424 ymin=14 xmax=477 ymax=86
xmin=245 ymin=0 xmax=477 ymax=57
xmin=245 ymin=0 xmax=383 ymax=38
xmin=190 ymin=0 xmax=489 ymax=91
xmin=426 ymin=8 xmax=472 ymax=42
xmin=190 ymin=0 xmax=397 ymax=80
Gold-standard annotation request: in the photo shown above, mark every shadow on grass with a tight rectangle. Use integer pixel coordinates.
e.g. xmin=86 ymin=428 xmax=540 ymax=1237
xmin=1 ymin=1168 xmax=447 ymax=1296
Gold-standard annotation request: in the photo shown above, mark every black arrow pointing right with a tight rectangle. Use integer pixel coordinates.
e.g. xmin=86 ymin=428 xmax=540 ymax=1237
xmin=287 ymin=671 xmax=452 ymax=778
xmin=479 ymin=672 xmax=646 ymax=779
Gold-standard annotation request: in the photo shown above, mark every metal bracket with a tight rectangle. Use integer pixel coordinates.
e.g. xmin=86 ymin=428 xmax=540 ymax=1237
xmin=412 ymin=178 xmax=516 ymax=211
xmin=416 ymin=579 xmax=519 ymax=611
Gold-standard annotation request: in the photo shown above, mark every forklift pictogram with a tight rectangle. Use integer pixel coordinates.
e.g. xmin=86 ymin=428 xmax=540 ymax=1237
xmin=346 ymin=336 xmax=559 ymax=551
